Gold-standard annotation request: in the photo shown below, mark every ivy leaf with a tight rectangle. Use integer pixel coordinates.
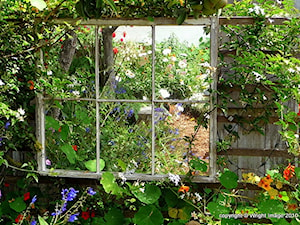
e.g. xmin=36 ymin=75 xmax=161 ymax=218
xmin=132 ymin=184 xmax=161 ymax=204
xmin=9 ymin=197 xmax=26 ymax=212
xmin=30 ymin=0 xmax=47 ymax=10
xmin=104 ymin=207 xmax=124 ymax=225
xmin=219 ymin=170 xmax=238 ymax=189
xmin=133 ymin=205 xmax=163 ymax=225
xmin=61 ymin=144 xmax=76 ymax=164
xmin=84 ymin=159 xmax=105 ymax=172
xmin=207 ymin=202 xmax=230 ymax=219
xmin=38 ymin=215 xmax=49 ymax=225
xmin=100 ymin=172 xmax=122 ymax=195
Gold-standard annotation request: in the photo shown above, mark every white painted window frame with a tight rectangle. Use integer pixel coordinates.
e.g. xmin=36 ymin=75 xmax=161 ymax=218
xmin=36 ymin=17 xmax=219 ymax=182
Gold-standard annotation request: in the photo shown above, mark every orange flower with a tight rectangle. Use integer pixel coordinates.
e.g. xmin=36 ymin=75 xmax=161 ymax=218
xmin=178 ymin=185 xmax=189 ymax=193
xmin=287 ymin=203 xmax=297 ymax=211
xmin=28 ymin=80 xmax=34 ymax=90
xmin=283 ymin=163 xmax=295 ymax=181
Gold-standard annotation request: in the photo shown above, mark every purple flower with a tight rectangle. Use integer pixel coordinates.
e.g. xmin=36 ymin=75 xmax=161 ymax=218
xmin=31 ymin=195 xmax=37 ymax=204
xmin=4 ymin=121 xmax=10 ymax=129
xmin=85 ymin=127 xmax=90 ymax=133
xmin=45 ymin=159 xmax=51 ymax=166
xmin=154 ymin=107 xmax=164 ymax=112
xmin=127 ymin=109 xmax=134 ymax=118
xmin=0 ymin=189 xmax=2 ymax=199
xmin=68 ymin=213 xmax=79 ymax=222
xmin=30 ymin=220 xmax=37 ymax=225
xmin=87 ymin=187 xmax=96 ymax=196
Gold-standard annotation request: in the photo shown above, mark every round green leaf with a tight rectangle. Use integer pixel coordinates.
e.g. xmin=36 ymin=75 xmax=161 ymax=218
xmin=207 ymin=202 xmax=230 ymax=219
xmin=9 ymin=197 xmax=26 ymax=212
xmin=30 ymin=0 xmax=47 ymax=10
xmin=133 ymin=205 xmax=163 ymax=225
xmin=133 ymin=184 xmax=161 ymax=204
xmin=258 ymin=199 xmax=284 ymax=214
xmin=104 ymin=207 xmax=124 ymax=225
xmin=219 ymin=171 xmax=238 ymax=189
xmin=84 ymin=159 xmax=105 ymax=172
xmin=100 ymin=172 xmax=122 ymax=195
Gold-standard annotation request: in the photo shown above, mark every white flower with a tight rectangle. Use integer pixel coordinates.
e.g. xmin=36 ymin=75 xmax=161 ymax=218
xmin=253 ymin=71 xmax=262 ymax=81
xmin=200 ymin=62 xmax=210 ymax=67
xmin=249 ymin=4 xmax=265 ymax=15
xmin=147 ymin=50 xmax=152 ymax=54
xmin=263 ymin=95 xmax=267 ymax=101
xmin=288 ymin=68 xmax=295 ymax=73
xmin=178 ymin=60 xmax=187 ymax=69
xmin=47 ymin=70 xmax=53 ymax=75
xmin=268 ymin=18 xmax=274 ymax=24
xmin=115 ymin=76 xmax=122 ymax=82
xmin=194 ymin=192 xmax=202 ymax=201
xmin=180 ymin=53 xmax=188 ymax=57
xmin=162 ymin=48 xmax=171 ymax=55
xmin=125 ymin=70 xmax=135 ymax=78
xmin=139 ymin=187 xmax=145 ymax=193
xmin=175 ymin=104 xmax=184 ymax=113
xmin=168 ymin=173 xmax=181 ymax=186
xmin=170 ymin=56 xmax=176 ymax=62
xmin=118 ymin=172 xmax=127 ymax=183
xmin=159 ymin=88 xmax=170 ymax=98
xmin=0 ymin=79 xmax=5 ymax=86
xmin=191 ymin=211 xmax=198 ymax=219
xmin=295 ymin=134 xmax=299 ymax=139
xmin=162 ymin=58 xmax=168 ymax=62
xmin=138 ymin=53 xmax=147 ymax=57
xmin=72 ymin=91 xmax=80 ymax=96
xmin=18 ymin=108 xmax=25 ymax=115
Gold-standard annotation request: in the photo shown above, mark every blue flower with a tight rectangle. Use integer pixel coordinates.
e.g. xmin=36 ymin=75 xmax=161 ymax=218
xmin=62 ymin=188 xmax=79 ymax=202
xmin=170 ymin=145 xmax=175 ymax=150
xmin=85 ymin=127 xmax=90 ymax=133
xmin=87 ymin=187 xmax=96 ymax=196
xmin=68 ymin=213 xmax=79 ymax=222
xmin=154 ymin=107 xmax=164 ymax=112
xmin=31 ymin=195 xmax=37 ymax=204
xmin=127 ymin=109 xmax=134 ymax=118
xmin=4 ymin=121 xmax=10 ymax=129
xmin=30 ymin=220 xmax=37 ymax=225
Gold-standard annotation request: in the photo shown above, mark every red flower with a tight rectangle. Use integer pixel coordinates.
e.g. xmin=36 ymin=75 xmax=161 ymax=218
xmin=58 ymin=127 xmax=62 ymax=132
xmin=15 ymin=214 xmax=23 ymax=223
xmin=297 ymin=103 xmax=300 ymax=116
xmin=113 ymin=47 xmax=118 ymax=54
xmin=283 ymin=163 xmax=295 ymax=181
xmin=81 ymin=211 xmax=90 ymax=220
xmin=112 ymin=32 xmax=116 ymax=38
xmin=123 ymin=31 xmax=126 ymax=38
xmin=72 ymin=145 xmax=78 ymax=151
xmin=120 ymin=38 xmax=124 ymax=42
xmin=24 ymin=192 xmax=30 ymax=201
xmin=4 ymin=183 xmax=10 ymax=187
xmin=91 ymin=211 xmax=95 ymax=218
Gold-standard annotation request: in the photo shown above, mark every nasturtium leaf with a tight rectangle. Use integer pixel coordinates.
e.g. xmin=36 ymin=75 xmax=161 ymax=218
xmin=38 ymin=215 xmax=49 ymax=225
xmin=273 ymin=218 xmax=290 ymax=225
xmin=30 ymin=0 xmax=47 ymax=10
xmin=189 ymin=159 xmax=207 ymax=172
xmin=279 ymin=191 xmax=289 ymax=202
xmin=100 ymin=172 xmax=122 ymax=195
xmin=207 ymin=202 xmax=230 ymax=219
xmin=9 ymin=197 xmax=26 ymax=212
xmin=258 ymin=199 xmax=284 ymax=214
xmin=45 ymin=116 xmax=60 ymax=130
xmin=104 ymin=207 xmax=124 ymax=225
xmin=84 ymin=159 xmax=105 ymax=172
xmin=219 ymin=170 xmax=238 ymax=189
xmin=164 ymin=188 xmax=178 ymax=207
xmin=168 ymin=207 xmax=178 ymax=219
xmin=294 ymin=167 xmax=300 ymax=179
xmin=132 ymin=184 xmax=161 ymax=204
xmin=133 ymin=205 xmax=164 ymax=225
xmin=61 ymin=144 xmax=76 ymax=164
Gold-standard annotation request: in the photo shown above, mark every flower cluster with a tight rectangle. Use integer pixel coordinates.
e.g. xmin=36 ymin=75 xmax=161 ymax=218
xmin=283 ymin=163 xmax=295 ymax=181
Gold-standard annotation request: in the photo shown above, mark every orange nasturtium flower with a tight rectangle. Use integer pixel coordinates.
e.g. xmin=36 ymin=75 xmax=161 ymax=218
xmin=178 ymin=185 xmax=190 ymax=193
xmin=287 ymin=203 xmax=298 ymax=211
xmin=283 ymin=163 xmax=295 ymax=181
xmin=258 ymin=174 xmax=273 ymax=191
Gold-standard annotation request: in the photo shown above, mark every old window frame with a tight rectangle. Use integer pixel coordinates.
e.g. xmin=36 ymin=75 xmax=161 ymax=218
xmin=36 ymin=17 xmax=219 ymax=182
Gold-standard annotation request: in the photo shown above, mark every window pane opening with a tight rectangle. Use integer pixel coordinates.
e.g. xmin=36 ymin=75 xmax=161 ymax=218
xmin=37 ymin=20 xmax=216 ymax=181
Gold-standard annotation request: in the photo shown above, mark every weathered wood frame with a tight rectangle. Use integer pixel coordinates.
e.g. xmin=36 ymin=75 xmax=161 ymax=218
xmin=35 ymin=17 xmax=219 ymax=182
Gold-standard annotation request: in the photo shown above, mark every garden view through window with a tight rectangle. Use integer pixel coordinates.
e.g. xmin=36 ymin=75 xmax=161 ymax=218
xmin=37 ymin=21 xmax=217 ymax=181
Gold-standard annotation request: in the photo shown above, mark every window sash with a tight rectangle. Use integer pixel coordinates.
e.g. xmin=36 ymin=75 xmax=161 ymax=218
xmin=36 ymin=17 xmax=219 ymax=182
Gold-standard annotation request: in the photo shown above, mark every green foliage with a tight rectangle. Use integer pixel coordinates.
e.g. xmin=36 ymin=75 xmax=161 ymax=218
xmin=133 ymin=205 xmax=164 ymax=225
xmin=131 ymin=184 xmax=161 ymax=204
xmin=219 ymin=170 xmax=238 ymax=189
